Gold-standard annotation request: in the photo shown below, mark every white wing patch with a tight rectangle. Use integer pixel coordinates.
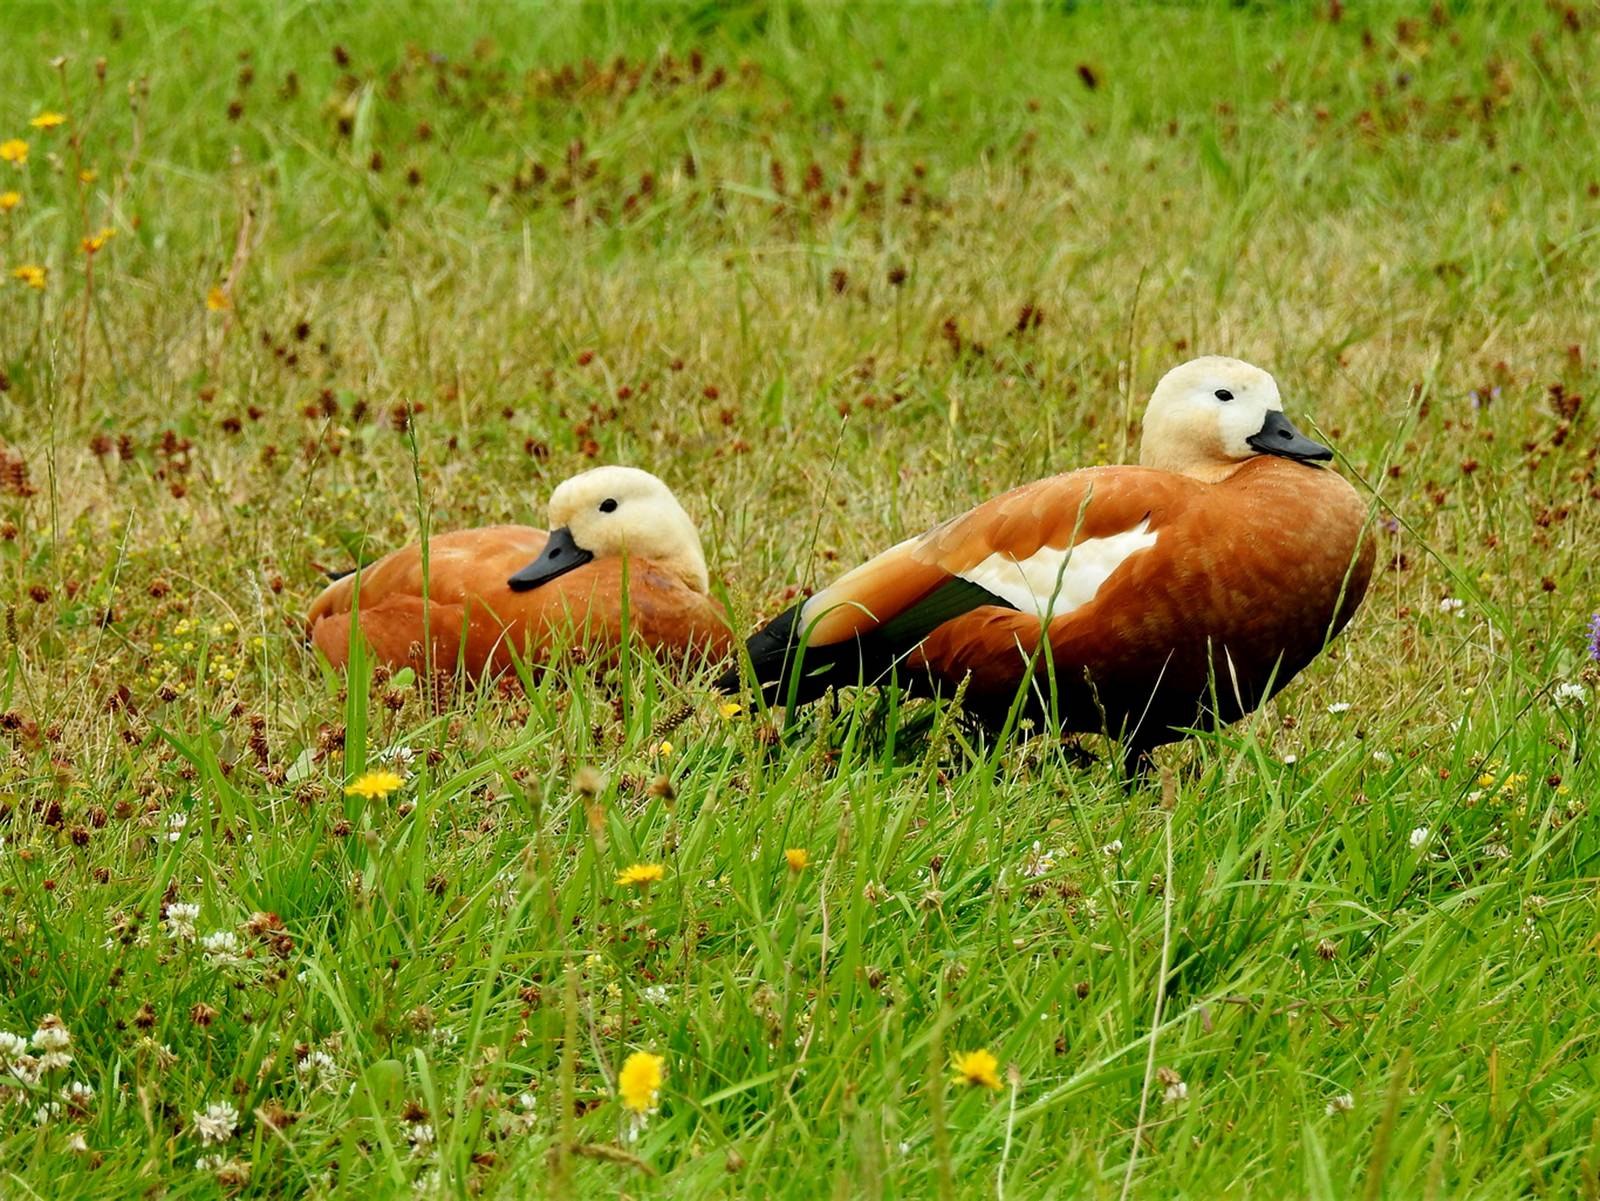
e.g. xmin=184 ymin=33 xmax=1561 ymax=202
xmin=957 ymin=519 xmax=1158 ymax=619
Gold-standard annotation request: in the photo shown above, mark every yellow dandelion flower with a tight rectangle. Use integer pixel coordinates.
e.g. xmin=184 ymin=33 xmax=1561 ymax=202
xmin=80 ymin=226 xmax=115 ymax=255
xmin=784 ymin=848 xmax=810 ymax=872
xmin=0 ymin=139 xmax=28 ymax=165
xmin=617 ymin=1051 xmax=664 ymax=1114
xmin=950 ymin=1049 xmax=1002 ymax=1090
xmin=718 ymin=701 xmax=743 ymax=719
xmin=616 ymin=863 xmax=666 ymax=888
xmin=29 ymin=112 xmax=67 ymax=130
xmin=10 ymin=264 xmax=45 ymax=290
xmin=0 ymin=191 xmax=19 ymax=211
xmin=344 ymin=769 xmax=405 ymax=800
xmin=206 ymin=286 xmax=230 ymax=312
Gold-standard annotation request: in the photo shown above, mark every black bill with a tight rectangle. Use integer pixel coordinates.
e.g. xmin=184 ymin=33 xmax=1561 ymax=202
xmin=1247 ymin=410 xmax=1333 ymax=464
xmin=507 ymin=526 xmax=593 ymax=591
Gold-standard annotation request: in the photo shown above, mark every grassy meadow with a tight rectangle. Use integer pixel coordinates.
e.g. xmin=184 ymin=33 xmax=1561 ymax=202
xmin=4 ymin=0 xmax=1600 ymax=1195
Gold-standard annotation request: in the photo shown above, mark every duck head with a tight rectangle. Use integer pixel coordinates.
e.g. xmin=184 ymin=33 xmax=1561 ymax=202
xmin=1138 ymin=356 xmax=1332 ymax=482
xmin=507 ymin=466 xmax=711 ymax=594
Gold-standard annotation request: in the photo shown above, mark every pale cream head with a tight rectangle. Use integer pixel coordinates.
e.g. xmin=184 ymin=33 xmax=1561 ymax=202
xmin=1138 ymin=356 xmax=1297 ymax=481
xmin=549 ymin=466 xmax=710 ymax=593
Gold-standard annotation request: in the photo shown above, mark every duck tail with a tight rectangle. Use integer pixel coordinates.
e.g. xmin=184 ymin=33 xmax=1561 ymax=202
xmin=715 ymin=602 xmax=890 ymax=708
xmin=713 ymin=603 xmax=799 ymax=697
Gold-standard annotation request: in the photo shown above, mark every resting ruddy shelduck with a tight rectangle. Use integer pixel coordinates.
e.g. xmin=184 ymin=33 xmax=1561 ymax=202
xmin=308 ymin=466 xmax=732 ymax=677
xmin=720 ymin=357 xmax=1374 ymax=763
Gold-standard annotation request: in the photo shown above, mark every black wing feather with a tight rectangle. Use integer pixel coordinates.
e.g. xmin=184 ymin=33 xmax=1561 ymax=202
xmin=716 ymin=576 xmax=1015 ymax=706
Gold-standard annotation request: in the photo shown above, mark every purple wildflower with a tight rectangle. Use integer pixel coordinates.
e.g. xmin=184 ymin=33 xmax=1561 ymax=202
xmin=1589 ymin=612 xmax=1600 ymax=661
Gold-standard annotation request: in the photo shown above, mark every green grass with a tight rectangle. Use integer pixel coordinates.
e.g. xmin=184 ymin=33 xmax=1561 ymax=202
xmin=3 ymin=0 xmax=1600 ymax=1196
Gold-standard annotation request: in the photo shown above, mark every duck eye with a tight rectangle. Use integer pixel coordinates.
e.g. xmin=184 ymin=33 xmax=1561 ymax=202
xmin=1214 ymin=389 xmax=1234 ymax=402
xmin=598 ymin=498 xmax=618 ymax=513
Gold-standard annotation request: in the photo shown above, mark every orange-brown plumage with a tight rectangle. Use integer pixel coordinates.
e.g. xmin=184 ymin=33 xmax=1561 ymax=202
xmin=904 ymin=459 xmax=1373 ymax=734
xmin=308 ymin=469 xmax=731 ymax=678
xmin=724 ymin=357 xmax=1375 ymax=757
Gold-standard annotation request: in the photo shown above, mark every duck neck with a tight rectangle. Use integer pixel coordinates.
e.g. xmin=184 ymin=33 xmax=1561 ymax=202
xmin=1140 ymin=449 xmax=1249 ymax=484
xmin=654 ymin=543 xmax=710 ymax=594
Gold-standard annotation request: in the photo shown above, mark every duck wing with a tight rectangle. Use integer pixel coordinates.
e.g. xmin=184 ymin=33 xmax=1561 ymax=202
xmin=723 ymin=467 xmax=1189 ymax=705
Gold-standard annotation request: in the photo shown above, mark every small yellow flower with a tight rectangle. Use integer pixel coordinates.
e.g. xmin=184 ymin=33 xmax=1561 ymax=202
xmin=344 ymin=769 xmax=405 ymax=800
xmin=718 ymin=701 xmax=743 ymax=719
xmin=655 ymin=740 xmax=674 ymax=757
xmin=784 ymin=848 xmax=810 ymax=872
xmin=206 ymin=286 xmax=230 ymax=312
xmin=0 ymin=191 xmax=19 ymax=211
xmin=80 ymin=226 xmax=115 ymax=254
xmin=78 ymin=168 xmax=97 ymax=184
xmin=617 ymin=1051 xmax=664 ymax=1114
xmin=10 ymin=264 xmax=45 ymax=290
xmin=0 ymin=139 xmax=28 ymax=165
xmin=616 ymin=863 xmax=666 ymax=888
xmin=29 ymin=112 xmax=67 ymax=130
xmin=950 ymin=1049 xmax=1002 ymax=1090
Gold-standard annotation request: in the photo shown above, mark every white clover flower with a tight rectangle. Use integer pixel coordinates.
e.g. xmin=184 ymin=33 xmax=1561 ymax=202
xmin=1162 ymin=1080 xmax=1188 ymax=1104
xmin=37 ymin=1051 xmax=72 ymax=1073
xmin=641 ymin=985 xmax=669 ymax=1005
xmin=1326 ymin=1092 xmax=1354 ymax=1115
xmin=195 ymin=1153 xmax=226 ymax=1173
xmin=201 ymin=930 xmax=244 ymax=966
xmin=31 ymin=1020 xmax=71 ymax=1054
xmin=7 ymin=1054 xmax=42 ymax=1085
xmin=498 ymin=1089 xmax=539 ymax=1134
xmin=1554 ymin=682 xmax=1587 ymax=706
xmin=1439 ymin=597 xmax=1466 ymax=616
xmin=192 ymin=1100 xmax=240 ymax=1145
xmin=0 ymin=1031 xmax=27 ymax=1059
xmin=159 ymin=811 xmax=189 ymax=844
xmin=1282 ymin=753 xmax=1298 ymax=765
xmin=1102 ymin=839 xmax=1123 ymax=856
xmin=1020 ymin=840 xmax=1056 ymax=878
xmin=1327 ymin=702 xmax=1352 ymax=714
xmin=381 ymin=744 xmax=416 ymax=768
xmin=1371 ymin=750 xmax=1394 ymax=767
xmin=1483 ymin=841 xmax=1511 ymax=860
xmin=33 ymin=1101 xmax=62 ymax=1125
xmin=66 ymin=1131 xmax=89 ymax=1154
xmin=61 ymin=1080 xmax=95 ymax=1105
xmin=406 ymin=1121 xmax=436 ymax=1154
xmin=164 ymin=903 xmax=201 ymax=942
xmin=296 ymin=1049 xmax=338 ymax=1087
xmin=1409 ymin=826 xmax=1430 ymax=850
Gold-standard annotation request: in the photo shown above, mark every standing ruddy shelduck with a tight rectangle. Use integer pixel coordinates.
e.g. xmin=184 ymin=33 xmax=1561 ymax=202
xmin=719 ymin=357 xmax=1374 ymax=762
xmin=308 ymin=466 xmax=732 ymax=677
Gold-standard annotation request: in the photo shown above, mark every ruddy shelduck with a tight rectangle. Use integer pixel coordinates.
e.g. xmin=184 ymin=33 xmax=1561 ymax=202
xmin=309 ymin=466 xmax=732 ymax=677
xmin=720 ymin=357 xmax=1374 ymax=763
